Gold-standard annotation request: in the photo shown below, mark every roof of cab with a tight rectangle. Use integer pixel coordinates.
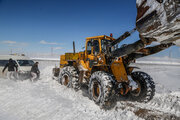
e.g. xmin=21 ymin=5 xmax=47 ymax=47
xmin=86 ymin=35 xmax=115 ymax=40
xmin=0 ymin=54 xmax=30 ymax=60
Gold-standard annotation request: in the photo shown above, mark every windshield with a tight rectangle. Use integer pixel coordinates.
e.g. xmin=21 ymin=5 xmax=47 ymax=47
xmin=93 ymin=40 xmax=99 ymax=54
xmin=0 ymin=60 xmax=9 ymax=66
xmin=17 ymin=60 xmax=34 ymax=66
xmin=0 ymin=60 xmax=17 ymax=66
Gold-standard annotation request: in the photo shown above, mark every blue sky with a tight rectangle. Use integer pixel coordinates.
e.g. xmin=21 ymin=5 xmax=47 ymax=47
xmin=0 ymin=0 xmax=179 ymax=58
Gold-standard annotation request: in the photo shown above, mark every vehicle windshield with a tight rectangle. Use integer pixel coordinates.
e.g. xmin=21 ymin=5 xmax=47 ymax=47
xmin=17 ymin=60 xmax=34 ymax=66
xmin=93 ymin=40 xmax=99 ymax=54
xmin=0 ymin=60 xmax=9 ymax=66
xmin=0 ymin=60 xmax=17 ymax=66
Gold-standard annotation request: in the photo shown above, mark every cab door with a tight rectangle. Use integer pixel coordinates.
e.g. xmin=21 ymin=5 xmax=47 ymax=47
xmin=85 ymin=39 xmax=100 ymax=70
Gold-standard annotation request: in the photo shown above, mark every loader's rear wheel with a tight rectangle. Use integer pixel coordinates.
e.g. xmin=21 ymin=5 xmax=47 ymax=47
xmin=92 ymin=81 xmax=101 ymax=100
xmin=89 ymin=71 xmax=115 ymax=109
xmin=62 ymin=74 xmax=69 ymax=86
xmin=59 ymin=66 xmax=80 ymax=90
xmin=129 ymin=71 xmax=155 ymax=102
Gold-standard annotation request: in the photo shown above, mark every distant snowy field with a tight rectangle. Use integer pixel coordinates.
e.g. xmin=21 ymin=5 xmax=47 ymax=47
xmin=0 ymin=60 xmax=180 ymax=120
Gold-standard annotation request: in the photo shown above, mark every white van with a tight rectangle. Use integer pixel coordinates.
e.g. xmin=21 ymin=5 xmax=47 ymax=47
xmin=0 ymin=54 xmax=35 ymax=79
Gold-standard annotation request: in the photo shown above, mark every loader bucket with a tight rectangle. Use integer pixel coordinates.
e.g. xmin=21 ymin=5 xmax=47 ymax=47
xmin=136 ymin=0 xmax=180 ymax=46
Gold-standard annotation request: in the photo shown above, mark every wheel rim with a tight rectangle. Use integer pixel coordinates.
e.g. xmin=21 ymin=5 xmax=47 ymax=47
xmin=62 ymin=74 xmax=69 ymax=86
xmin=92 ymin=81 xmax=101 ymax=100
xmin=131 ymin=81 xmax=141 ymax=96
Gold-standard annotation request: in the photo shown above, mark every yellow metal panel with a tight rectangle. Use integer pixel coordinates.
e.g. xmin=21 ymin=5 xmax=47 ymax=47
xmin=111 ymin=58 xmax=128 ymax=82
xmin=86 ymin=35 xmax=115 ymax=41
xmin=78 ymin=52 xmax=85 ymax=60
xmin=86 ymin=35 xmax=105 ymax=40
xmin=60 ymin=55 xmax=68 ymax=68
xmin=65 ymin=53 xmax=79 ymax=61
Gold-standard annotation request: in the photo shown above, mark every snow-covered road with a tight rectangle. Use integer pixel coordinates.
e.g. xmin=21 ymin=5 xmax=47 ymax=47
xmin=0 ymin=63 xmax=180 ymax=120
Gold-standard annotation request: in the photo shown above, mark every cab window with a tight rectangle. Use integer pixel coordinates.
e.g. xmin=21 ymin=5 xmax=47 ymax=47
xmin=101 ymin=39 xmax=108 ymax=52
xmin=86 ymin=41 xmax=92 ymax=55
xmin=93 ymin=40 xmax=99 ymax=54
xmin=101 ymin=39 xmax=117 ymax=53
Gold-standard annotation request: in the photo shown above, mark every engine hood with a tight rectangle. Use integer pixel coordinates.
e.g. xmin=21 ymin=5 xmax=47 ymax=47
xmin=18 ymin=66 xmax=32 ymax=72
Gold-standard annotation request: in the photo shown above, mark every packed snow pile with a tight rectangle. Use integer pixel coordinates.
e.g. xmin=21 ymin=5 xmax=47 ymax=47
xmin=136 ymin=0 xmax=180 ymax=45
xmin=0 ymin=62 xmax=180 ymax=120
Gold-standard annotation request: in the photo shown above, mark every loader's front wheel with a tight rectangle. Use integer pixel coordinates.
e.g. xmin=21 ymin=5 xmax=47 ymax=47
xmin=129 ymin=71 xmax=155 ymax=102
xmin=89 ymin=71 xmax=115 ymax=109
xmin=59 ymin=66 xmax=80 ymax=90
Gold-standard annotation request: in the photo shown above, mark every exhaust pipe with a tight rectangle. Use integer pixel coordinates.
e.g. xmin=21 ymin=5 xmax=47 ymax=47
xmin=73 ymin=41 xmax=76 ymax=54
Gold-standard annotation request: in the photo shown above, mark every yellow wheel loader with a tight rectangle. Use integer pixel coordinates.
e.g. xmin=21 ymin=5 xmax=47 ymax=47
xmin=52 ymin=0 xmax=179 ymax=109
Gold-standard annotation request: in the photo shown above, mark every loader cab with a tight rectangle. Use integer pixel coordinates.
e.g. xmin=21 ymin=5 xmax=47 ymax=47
xmin=85 ymin=35 xmax=115 ymax=55
xmin=85 ymin=39 xmax=100 ymax=57
xmin=85 ymin=35 xmax=115 ymax=68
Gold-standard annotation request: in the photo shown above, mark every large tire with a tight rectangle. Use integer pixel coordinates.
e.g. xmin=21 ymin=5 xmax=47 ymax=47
xmin=59 ymin=66 xmax=80 ymax=90
xmin=129 ymin=71 xmax=155 ymax=102
xmin=88 ymin=71 xmax=115 ymax=109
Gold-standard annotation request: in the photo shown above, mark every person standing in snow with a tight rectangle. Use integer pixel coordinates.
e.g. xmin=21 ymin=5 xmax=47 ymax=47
xmin=2 ymin=58 xmax=18 ymax=80
xmin=30 ymin=62 xmax=40 ymax=82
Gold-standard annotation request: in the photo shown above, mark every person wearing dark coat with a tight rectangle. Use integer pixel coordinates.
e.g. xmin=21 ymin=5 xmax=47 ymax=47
xmin=30 ymin=62 xmax=40 ymax=81
xmin=2 ymin=58 xmax=18 ymax=80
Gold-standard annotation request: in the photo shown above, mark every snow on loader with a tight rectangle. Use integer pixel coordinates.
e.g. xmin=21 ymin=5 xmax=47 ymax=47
xmin=53 ymin=0 xmax=179 ymax=108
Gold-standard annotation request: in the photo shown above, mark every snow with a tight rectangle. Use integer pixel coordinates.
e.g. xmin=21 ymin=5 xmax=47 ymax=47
xmin=133 ymin=64 xmax=180 ymax=92
xmin=136 ymin=0 xmax=165 ymax=24
xmin=0 ymin=61 xmax=180 ymax=120
xmin=136 ymin=0 xmax=180 ymax=45
xmin=136 ymin=0 xmax=143 ymax=7
xmin=174 ymin=39 xmax=180 ymax=47
xmin=136 ymin=61 xmax=180 ymax=65
xmin=31 ymin=58 xmax=59 ymax=61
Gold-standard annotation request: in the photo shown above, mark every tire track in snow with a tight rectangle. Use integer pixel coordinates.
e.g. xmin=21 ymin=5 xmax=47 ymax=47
xmin=114 ymin=92 xmax=180 ymax=120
